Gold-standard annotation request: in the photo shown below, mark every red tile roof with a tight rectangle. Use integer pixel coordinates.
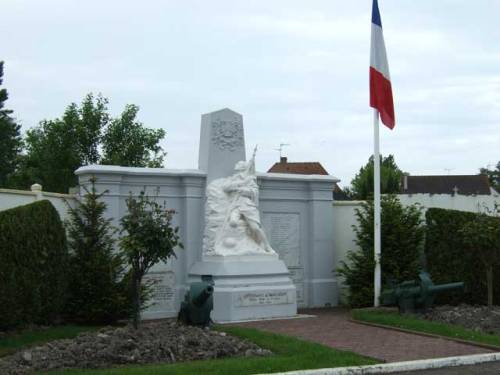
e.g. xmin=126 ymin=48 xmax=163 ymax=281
xmin=267 ymin=158 xmax=329 ymax=175
xmin=267 ymin=158 xmax=350 ymax=200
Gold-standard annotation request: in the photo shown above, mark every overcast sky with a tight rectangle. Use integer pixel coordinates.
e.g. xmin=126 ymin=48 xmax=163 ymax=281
xmin=2 ymin=0 xmax=499 ymax=187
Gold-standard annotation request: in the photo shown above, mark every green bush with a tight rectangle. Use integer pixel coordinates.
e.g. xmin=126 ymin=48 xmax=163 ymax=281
xmin=337 ymin=195 xmax=425 ymax=307
xmin=425 ymin=207 xmax=500 ymax=305
xmin=0 ymin=200 xmax=68 ymax=330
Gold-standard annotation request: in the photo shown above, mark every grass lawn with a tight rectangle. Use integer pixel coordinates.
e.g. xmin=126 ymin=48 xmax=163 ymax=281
xmin=23 ymin=325 xmax=378 ymax=375
xmin=0 ymin=325 xmax=100 ymax=357
xmin=352 ymin=308 xmax=500 ymax=348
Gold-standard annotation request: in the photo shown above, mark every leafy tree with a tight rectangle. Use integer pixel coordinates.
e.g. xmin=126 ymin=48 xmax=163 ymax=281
xmin=15 ymin=94 xmax=108 ymax=192
xmin=459 ymin=205 xmax=500 ymax=308
xmin=0 ymin=61 xmax=22 ymax=187
xmin=101 ymin=104 xmax=165 ymax=167
xmin=480 ymin=162 xmax=500 ymax=193
xmin=337 ymin=195 xmax=425 ymax=307
xmin=120 ymin=192 xmax=182 ymax=328
xmin=21 ymin=118 xmax=82 ymax=193
xmin=74 ymin=95 xmax=109 ymax=165
xmin=16 ymin=94 xmax=166 ymax=193
xmin=347 ymin=155 xmax=404 ymax=200
xmin=65 ymin=177 xmax=129 ymax=324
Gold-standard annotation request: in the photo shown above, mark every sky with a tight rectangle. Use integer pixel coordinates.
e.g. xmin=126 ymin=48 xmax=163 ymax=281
xmin=2 ymin=0 xmax=499 ymax=187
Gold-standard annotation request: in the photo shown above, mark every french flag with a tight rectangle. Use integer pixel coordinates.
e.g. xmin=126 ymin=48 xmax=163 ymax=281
xmin=370 ymin=0 xmax=395 ymax=129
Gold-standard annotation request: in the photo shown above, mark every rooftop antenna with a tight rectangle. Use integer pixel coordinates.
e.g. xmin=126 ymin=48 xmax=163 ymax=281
xmin=274 ymin=143 xmax=290 ymax=159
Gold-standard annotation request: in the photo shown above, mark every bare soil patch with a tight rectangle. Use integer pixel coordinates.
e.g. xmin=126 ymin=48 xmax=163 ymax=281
xmin=0 ymin=321 xmax=270 ymax=374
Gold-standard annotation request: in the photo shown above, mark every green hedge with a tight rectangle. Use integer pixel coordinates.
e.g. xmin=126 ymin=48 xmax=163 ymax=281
xmin=0 ymin=200 xmax=68 ymax=330
xmin=425 ymin=207 xmax=500 ymax=305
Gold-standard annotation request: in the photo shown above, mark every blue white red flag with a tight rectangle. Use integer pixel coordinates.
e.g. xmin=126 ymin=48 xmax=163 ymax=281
xmin=370 ymin=0 xmax=395 ymax=129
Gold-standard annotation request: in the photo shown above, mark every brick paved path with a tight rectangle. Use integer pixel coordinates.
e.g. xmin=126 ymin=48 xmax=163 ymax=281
xmin=232 ymin=308 xmax=494 ymax=362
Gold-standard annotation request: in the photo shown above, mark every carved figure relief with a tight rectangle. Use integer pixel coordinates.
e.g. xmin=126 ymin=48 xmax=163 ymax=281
xmin=203 ymin=147 xmax=276 ymax=256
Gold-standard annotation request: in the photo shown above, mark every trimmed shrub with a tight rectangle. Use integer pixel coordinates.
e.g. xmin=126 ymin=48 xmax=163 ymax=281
xmin=425 ymin=207 xmax=500 ymax=305
xmin=337 ymin=195 xmax=425 ymax=307
xmin=0 ymin=200 xmax=68 ymax=330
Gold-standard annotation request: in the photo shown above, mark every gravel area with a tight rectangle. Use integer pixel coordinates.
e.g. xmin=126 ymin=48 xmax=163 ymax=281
xmin=0 ymin=321 xmax=271 ymax=374
xmin=423 ymin=304 xmax=500 ymax=335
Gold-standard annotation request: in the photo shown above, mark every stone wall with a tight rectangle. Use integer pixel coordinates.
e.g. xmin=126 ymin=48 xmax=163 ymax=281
xmin=76 ymin=165 xmax=339 ymax=319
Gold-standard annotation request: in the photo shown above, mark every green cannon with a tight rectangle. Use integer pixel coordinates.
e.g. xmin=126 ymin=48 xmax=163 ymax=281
xmin=381 ymin=271 xmax=464 ymax=313
xmin=178 ymin=281 xmax=214 ymax=326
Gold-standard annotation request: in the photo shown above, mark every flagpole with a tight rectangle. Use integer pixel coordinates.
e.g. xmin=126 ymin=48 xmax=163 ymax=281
xmin=373 ymin=108 xmax=381 ymax=307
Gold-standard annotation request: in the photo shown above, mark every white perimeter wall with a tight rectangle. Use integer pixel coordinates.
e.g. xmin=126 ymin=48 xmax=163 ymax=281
xmin=332 ymin=193 xmax=500 ymax=303
xmin=398 ymin=193 xmax=499 ymax=213
xmin=3 ymin=184 xmax=499 ymax=308
xmin=0 ymin=186 xmax=76 ymax=221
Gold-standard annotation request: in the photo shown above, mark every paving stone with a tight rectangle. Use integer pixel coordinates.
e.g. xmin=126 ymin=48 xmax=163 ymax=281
xmin=233 ymin=308 xmax=494 ymax=362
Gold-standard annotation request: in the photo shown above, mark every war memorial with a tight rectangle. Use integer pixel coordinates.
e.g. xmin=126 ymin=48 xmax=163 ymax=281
xmin=76 ymin=108 xmax=339 ymax=322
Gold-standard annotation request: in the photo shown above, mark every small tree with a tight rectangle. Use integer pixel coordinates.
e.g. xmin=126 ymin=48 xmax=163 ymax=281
xmin=66 ymin=177 xmax=128 ymax=324
xmin=120 ymin=192 xmax=182 ymax=328
xmin=459 ymin=205 xmax=500 ymax=308
xmin=337 ymin=195 xmax=425 ymax=307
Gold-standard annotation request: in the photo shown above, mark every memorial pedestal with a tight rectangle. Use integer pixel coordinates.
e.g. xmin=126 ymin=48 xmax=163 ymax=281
xmin=189 ymin=254 xmax=297 ymax=322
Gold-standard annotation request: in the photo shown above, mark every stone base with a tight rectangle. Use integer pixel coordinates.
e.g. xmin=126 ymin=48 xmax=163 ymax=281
xmin=189 ymin=254 xmax=297 ymax=323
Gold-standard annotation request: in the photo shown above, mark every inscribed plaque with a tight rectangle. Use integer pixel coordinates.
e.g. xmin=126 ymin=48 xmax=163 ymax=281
xmin=262 ymin=213 xmax=300 ymax=267
xmin=234 ymin=290 xmax=295 ymax=307
xmin=142 ymin=271 xmax=176 ymax=312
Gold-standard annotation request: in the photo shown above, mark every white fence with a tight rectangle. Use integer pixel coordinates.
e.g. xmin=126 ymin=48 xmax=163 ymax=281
xmin=0 ymin=184 xmax=76 ymax=221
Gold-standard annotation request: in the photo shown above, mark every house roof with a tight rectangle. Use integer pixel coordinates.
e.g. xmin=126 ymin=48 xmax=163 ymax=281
xmin=401 ymin=174 xmax=492 ymax=196
xmin=267 ymin=157 xmax=350 ymax=200
xmin=267 ymin=157 xmax=329 ymax=175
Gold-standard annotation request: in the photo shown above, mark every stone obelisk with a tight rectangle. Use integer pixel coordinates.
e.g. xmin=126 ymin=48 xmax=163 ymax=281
xmin=198 ymin=108 xmax=246 ymax=184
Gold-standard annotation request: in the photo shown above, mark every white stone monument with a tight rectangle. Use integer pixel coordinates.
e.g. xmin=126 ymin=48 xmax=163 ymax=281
xmin=76 ymin=107 xmax=339 ymax=321
xmin=190 ymin=108 xmax=297 ymax=322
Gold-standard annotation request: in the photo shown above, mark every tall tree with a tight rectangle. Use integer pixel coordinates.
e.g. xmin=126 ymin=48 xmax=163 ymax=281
xmin=101 ymin=104 xmax=165 ymax=167
xmin=18 ymin=94 xmax=109 ymax=193
xmin=347 ymin=154 xmax=404 ymax=200
xmin=16 ymin=96 xmax=166 ymax=193
xmin=72 ymin=94 xmax=109 ymax=165
xmin=0 ymin=61 xmax=22 ymax=187
xmin=480 ymin=162 xmax=500 ymax=193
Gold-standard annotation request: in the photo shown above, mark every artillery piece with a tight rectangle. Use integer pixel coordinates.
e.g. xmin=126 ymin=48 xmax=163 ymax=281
xmin=178 ymin=281 xmax=214 ymax=326
xmin=381 ymin=271 xmax=463 ymax=313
